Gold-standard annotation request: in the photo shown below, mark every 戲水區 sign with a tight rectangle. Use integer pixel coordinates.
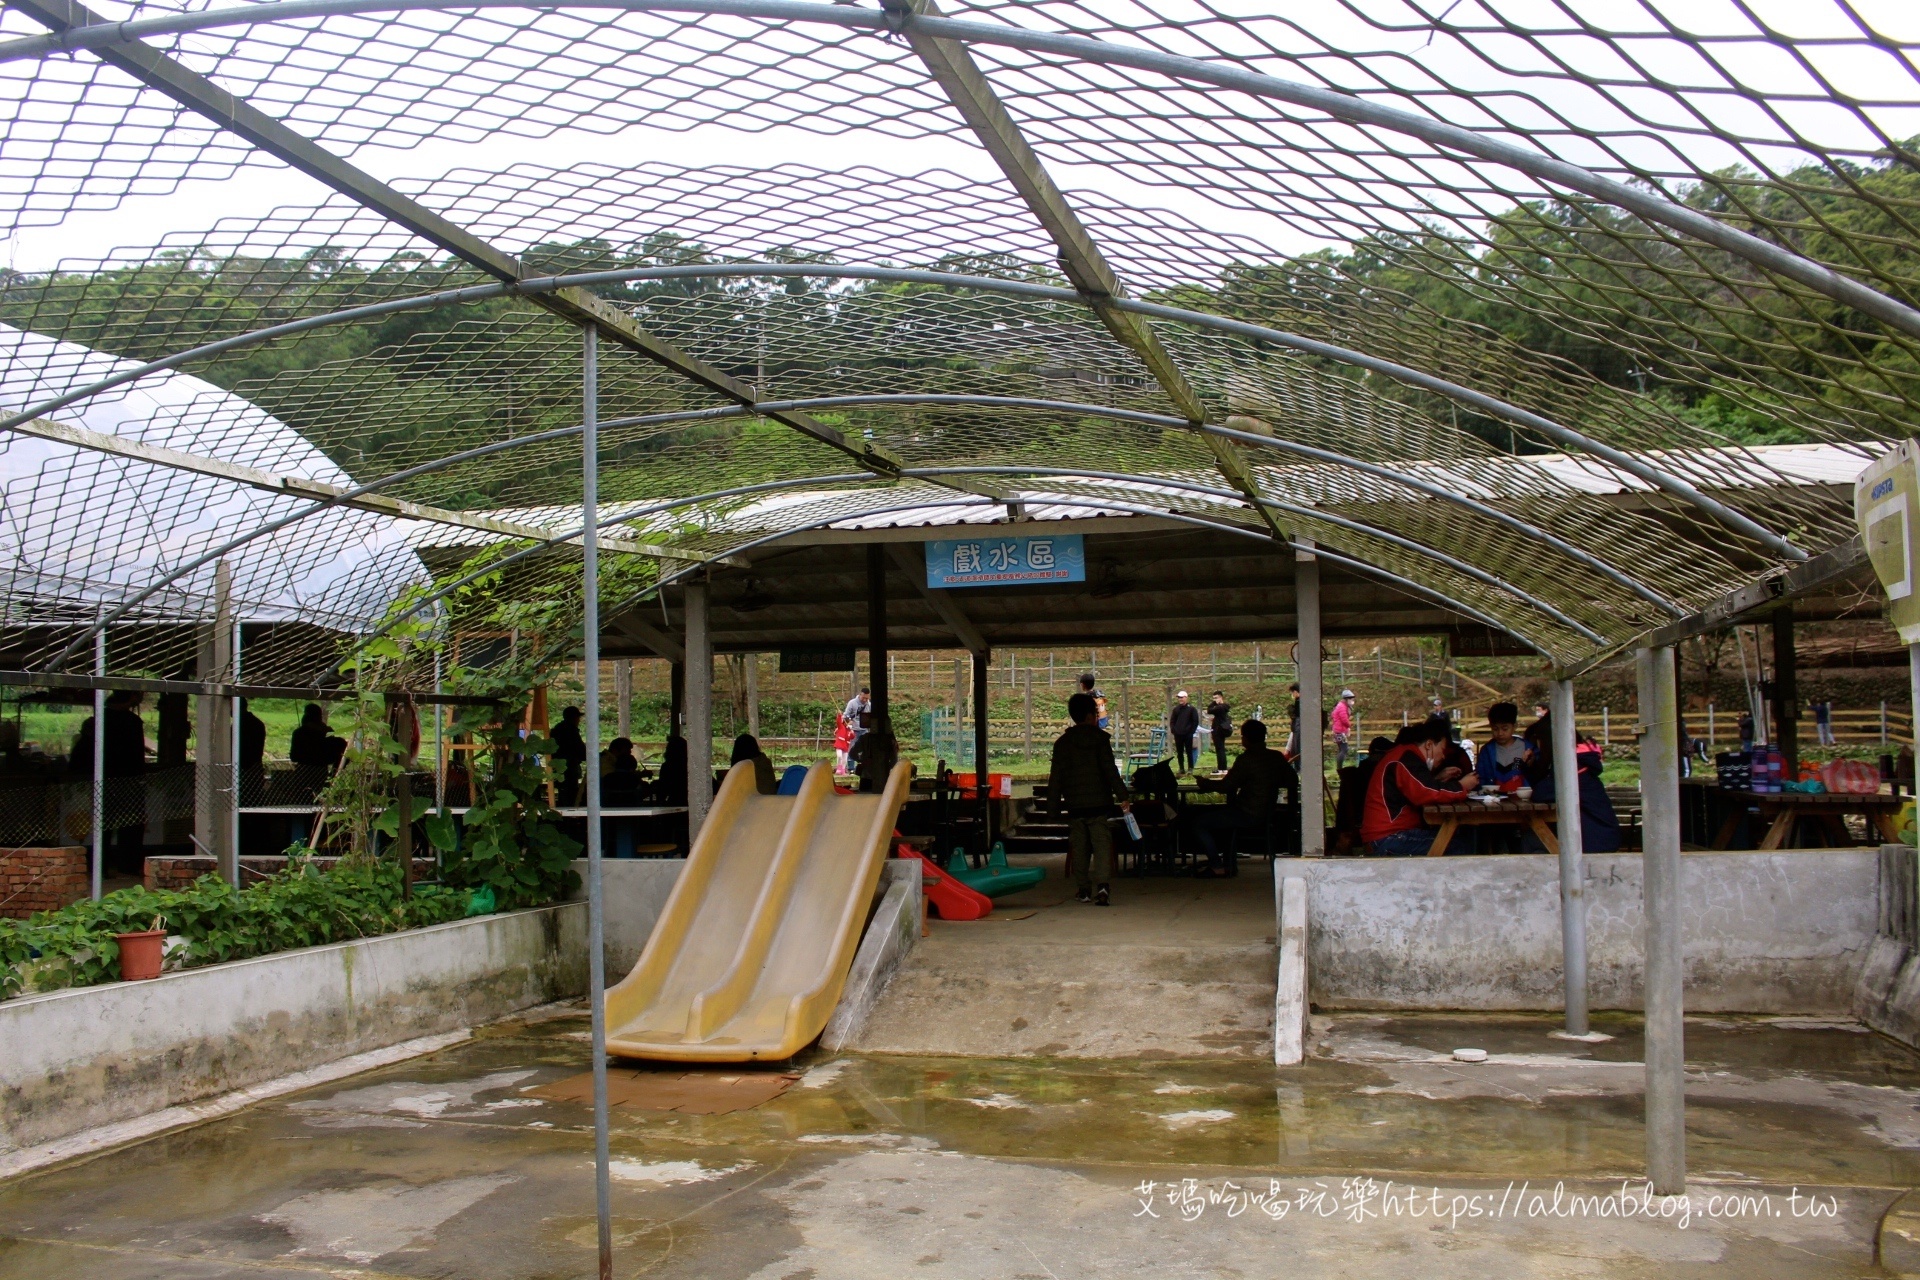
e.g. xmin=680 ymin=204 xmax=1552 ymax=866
xmin=924 ymin=534 xmax=1085 ymax=588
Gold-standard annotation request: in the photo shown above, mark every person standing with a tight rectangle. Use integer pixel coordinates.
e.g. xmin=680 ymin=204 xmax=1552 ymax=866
xmin=1206 ymin=690 xmax=1233 ymax=772
xmin=1048 ymin=691 xmax=1130 ymax=906
xmin=1330 ymin=689 xmax=1356 ymax=768
xmin=842 ymin=686 xmax=872 ymax=757
xmin=1815 ymin=700 xmax=1835 ymax=747
xmin=549 ymin=705 xmax=587 ymax=805
xmin=1078 ymin=673 xmax=1108 ymax=730
xmin=70 ymin=691 xmax=149 ymax=874
xmin=1285 ymin=683 xmax=1302 ymax=756
xmin=1168 ymin=690 xmax=1201 ymax=774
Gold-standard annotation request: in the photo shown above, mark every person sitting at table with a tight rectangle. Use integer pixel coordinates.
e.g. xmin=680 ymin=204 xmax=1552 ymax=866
xmin=1474 ymin=703 xmax=1534 ymax=852
xmin=1361 ymin=719 xmax=1479 ymax=857
xmin=1183 ymin=719 xmax=1298 ymax=876
xmin=1332 ymin=736 xmax=1395 ymax=855
xmin=848 ymin=714 xmax=899 ymax=795
xmin=1528 ymin=738 xmax=1621 ymax=854
xmin=651 ymin=734 xmax=687 ymax=807
xmin=1427 ymin=715 xmax=1473 ymax=783
xmin=602 ymin=737 xmax=643 ymax=804
xmin=730 ymin=732 xmax=779 ymax=794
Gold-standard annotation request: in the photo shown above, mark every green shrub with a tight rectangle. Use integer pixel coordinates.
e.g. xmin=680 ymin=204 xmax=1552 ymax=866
xmin=0 ymin=857 xmax=475 ymax=1000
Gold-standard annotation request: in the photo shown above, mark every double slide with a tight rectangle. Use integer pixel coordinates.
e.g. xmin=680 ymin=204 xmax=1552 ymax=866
xmin=604 ymin=759 xmax=911 ymax=1062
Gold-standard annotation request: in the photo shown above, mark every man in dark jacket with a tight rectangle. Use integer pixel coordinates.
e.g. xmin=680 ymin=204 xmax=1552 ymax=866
xmin=1206 ymin=691 xmax=1232 ymax=772
xmin=1169 ymin=690 xmax=1201 ymax=774
xmin=550 ymin=706 xmax=587 ymax=805
xmin=1048 ymin=692 xmax=1131 ymax=906
xmin=1361 ymin=719 xmax=1478 ymax=856
xmin=1185 ymin=719 xmax=1298 ymax=874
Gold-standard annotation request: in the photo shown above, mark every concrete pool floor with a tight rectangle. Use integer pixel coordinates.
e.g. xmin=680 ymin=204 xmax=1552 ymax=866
xmin=4 ymin=1006 xmax=1920 ymax=1279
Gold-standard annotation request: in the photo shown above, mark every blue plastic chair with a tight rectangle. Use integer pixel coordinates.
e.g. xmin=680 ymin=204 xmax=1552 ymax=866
xmin=776 ymin=765 xmax=809 ymax=795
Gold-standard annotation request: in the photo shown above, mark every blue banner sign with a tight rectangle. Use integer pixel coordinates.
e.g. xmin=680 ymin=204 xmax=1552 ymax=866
xmin=925 ymin=533 xmax=1085 ymax=588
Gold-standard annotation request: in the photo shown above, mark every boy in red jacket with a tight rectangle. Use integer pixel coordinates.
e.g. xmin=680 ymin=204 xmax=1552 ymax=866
xmin=1361 ymin=718 xmax=1479 ymax=856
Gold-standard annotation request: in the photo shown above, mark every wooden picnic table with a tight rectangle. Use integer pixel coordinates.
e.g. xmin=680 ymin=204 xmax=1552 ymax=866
xmin=1709 ymin=790 xmax=1904 ymax=851
xmin=1420 ymin=799 xmax=1562 ymax=857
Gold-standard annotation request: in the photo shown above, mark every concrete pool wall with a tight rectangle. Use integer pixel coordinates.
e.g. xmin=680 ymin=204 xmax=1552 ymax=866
xmin=1297 ymin=849 xmax=1879 ymax=1015
xmin=0 ymin=901 xmax=588 ymax=1155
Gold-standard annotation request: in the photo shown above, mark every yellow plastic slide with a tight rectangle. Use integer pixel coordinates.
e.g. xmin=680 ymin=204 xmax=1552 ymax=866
xmin=604 ymin=759 xmax=911 ymax=1062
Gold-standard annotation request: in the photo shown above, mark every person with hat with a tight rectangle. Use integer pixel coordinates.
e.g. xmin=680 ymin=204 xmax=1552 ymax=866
xmin=1331 ymin=688 xmax=1356 ymax=768
xmin=1168 ymin=689 xmax=1201 ymax=774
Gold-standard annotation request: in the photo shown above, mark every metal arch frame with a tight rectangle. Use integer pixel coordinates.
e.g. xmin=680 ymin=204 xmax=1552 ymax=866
xmin=915 ymin=465 xmax=1603 ymax=642
xmin=0 ymin=258 xmax=1753 ymax=604
xmin=24 ymin=383 xmax=1672 ymax=674
xmin=5 ymin=0 xmax=1918 ymax=347
xmin=335 ymin=491 xmax=1552 ymax=674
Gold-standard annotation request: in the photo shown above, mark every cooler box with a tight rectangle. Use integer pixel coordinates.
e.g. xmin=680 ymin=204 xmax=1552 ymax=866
xmin=951 ymin=772 xmax=1013 ymax=799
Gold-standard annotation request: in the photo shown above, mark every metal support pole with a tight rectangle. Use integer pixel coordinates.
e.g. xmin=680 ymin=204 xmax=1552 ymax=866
xmin=745 ymin=654 xmax=759 ymax=738
xmin=1023 ymin=670 xmax=1033 ymax=759
xmin=1637 ymin=644 xmax=1685 ymax=1195
xmin=616 ymin=660 xmax=632 ymax=739
xmin=91 ymin=627 xmax=105 ymax=901
xmin=581 ymin=327 xmax=613 ymax=1280
xmin=230 ymin=616 xmax=242 ymax=880
xmin=433 ymin=636 xmax=446 ymax=814
xmin=1772 ymin=608 xmax=1799 ymax=775
xmin=1550 ymin=678 xmax=1588 ymax=1036
xmin=685 ymin=578 xmax=713 ymax=836
xmin=1296 ymin=543 xmax=1325 ymax=856
xmin=973 ymin=649 xmax=990 ymax=855
xmin=867 ymin=543 xmax=888 ymax=724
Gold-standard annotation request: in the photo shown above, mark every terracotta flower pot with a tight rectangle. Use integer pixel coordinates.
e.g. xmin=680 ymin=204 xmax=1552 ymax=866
xmin=115 ymin=929 xmax=166 ymax=981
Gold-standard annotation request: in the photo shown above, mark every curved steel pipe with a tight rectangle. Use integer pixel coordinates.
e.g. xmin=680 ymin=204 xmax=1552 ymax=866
xmin=1 ymin=256 xmax=1752 ymax=592
xmin=332 ymin=489 xmax=1550 ymax=677
xmin=4 ymin=0 xmax=1915 ymax=350
xmin=913 ymin=464 xmax=1604 ymax=642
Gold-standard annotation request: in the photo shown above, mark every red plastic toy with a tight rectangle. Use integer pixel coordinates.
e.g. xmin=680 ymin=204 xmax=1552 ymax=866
xmin=893 ymin=843 xmax=992 ymax=921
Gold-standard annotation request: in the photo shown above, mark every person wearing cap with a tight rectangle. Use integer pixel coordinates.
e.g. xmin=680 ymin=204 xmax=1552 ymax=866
xmin=1331 ymin=688 xmax=1356 ymax=768
xmin=1206 ymin=690 xmax=1233 ymax=772
xmin=1168 ymin=689 xmax=1201 ymax=774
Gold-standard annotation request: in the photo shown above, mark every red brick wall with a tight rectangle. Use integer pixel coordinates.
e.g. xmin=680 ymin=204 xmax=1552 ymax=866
xmin=0 ymin=846 xmax=90 ymax=919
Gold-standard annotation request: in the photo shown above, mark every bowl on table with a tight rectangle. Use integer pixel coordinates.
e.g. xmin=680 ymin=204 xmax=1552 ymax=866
xmin=1515 ymin=787 xmax=1533 ymax=801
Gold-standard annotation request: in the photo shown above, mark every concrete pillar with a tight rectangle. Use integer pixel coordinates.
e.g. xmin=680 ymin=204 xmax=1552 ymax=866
xmin=1550 ymin=678 xmax=1588 ymax=1036
xmin=744 ymin=654 xmax=759 ymax=738
xmin=685 ymin=579 xmax=712 ymax=838
xmin=1296 ymin=543 xmax=1324 ymax=857
xmin=195 ymin=560 xmax=234 ymax=883
xmin=1772 ymin=608 xmax=1798 ymax=775
xmin=954 ymin=658 xmax=968 ymax=767
xmin=867 ymin=544 xmax=888 ymax=724
xmin=1637 ymin=644 xmax=1685 ymax=1194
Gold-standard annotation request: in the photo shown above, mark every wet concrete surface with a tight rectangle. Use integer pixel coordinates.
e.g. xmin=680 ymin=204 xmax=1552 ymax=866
xmin=854 ymin=855 xmax=1279 ymax=1059
xmin=3 ymin=1008 xmax=1919 ymax=1278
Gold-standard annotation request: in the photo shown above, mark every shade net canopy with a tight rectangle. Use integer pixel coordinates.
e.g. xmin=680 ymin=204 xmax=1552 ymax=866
xmin=0 ymin=0 xmax=1913 ymax=688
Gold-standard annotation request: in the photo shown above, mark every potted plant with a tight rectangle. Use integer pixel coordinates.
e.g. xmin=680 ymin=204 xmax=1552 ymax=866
xmin=115 ymin=913 xmax=166 ymax=981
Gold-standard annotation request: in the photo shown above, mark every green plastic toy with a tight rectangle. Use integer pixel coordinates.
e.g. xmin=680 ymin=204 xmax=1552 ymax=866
xmin=944 ymin=841 xmax=1045 ymax=898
